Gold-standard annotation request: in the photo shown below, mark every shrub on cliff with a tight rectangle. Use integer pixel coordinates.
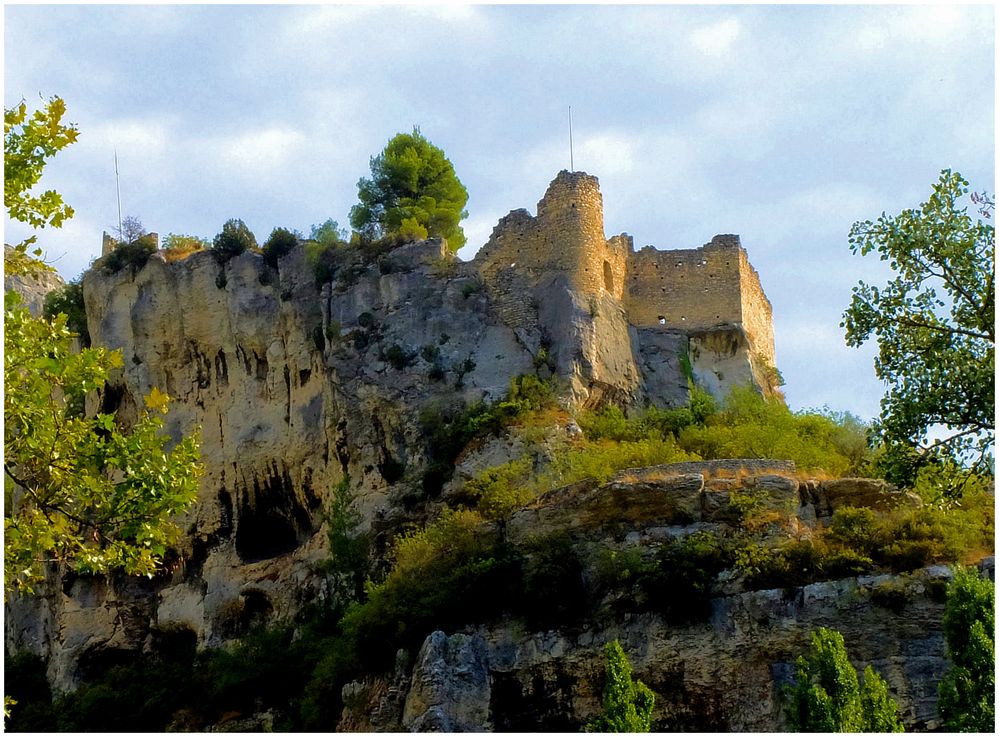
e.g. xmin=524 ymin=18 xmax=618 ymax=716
xmin=162 ymin=233 xmax=209 ymax=263
xmin=42 ymin=277 xmax=89 ymax=346
xmin=785 ymin=627 xmax=903 ymax=732
xmin=938 ymin=565 xmax=995 ymax=732
xmin=339 ymin=509 xmax=513 ymax=667
xmin=350 ymin=127 xmax=469 ymax=251
xmin=102 ymin=234 xmax=158 ymax=274
xmin=262 ymin=227 xmax=298 ymax=268
xmin=586 ymin=640 xmax=655 ymax=732
xmin=677 ymin=385 xmax=872 ymax=476
xmin=212 ymin=218 xmax=257 ymax=261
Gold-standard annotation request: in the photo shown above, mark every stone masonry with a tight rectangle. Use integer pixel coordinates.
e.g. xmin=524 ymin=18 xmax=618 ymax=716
xmin=473 ymin=171 xmax=778 ymax=390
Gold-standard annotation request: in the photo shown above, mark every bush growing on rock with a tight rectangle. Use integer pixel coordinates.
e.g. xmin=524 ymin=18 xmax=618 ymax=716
xmin=212 ymin=218 xmax=257 ymax=260
xmin=586 ymin=640 xmax=655 ymax=733
xmin=102 ymin=234 xmax=157 ymax=274
xmin=42 ymin=277 xmax=89 ymax=346
xmin=262 ymin=227 xmax=298 ymax=268
xmin=938 ymin=565 xmax=995 ymax=732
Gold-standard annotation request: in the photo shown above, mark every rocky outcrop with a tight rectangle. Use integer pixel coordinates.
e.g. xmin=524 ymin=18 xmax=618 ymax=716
xmin=402 ymin=631 xmax=492 ymax=732
xmin=4 ymin=246 xmax=65 ymax=316
xmin=339 ymin=562 xmax=986 ymax=732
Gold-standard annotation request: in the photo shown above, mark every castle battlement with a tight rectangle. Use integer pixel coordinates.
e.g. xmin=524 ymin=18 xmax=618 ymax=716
xmin=473 ymin=170 xmax=776 ymax=370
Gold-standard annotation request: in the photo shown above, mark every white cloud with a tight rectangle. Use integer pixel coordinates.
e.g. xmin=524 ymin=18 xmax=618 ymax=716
xmin=690 ymin=17 xmax=742 ymax=56
xmin=577 ymin=133 xmax=637 ymax=177
xmin=217 ymin=127 xmax=306 ymax=174
xmin=86 ymin=120 xmax=169 ymax=158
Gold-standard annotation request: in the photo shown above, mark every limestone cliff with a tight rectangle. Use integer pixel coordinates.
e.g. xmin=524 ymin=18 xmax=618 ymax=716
xmin=6 ymin=229 xmax=695 ymax=690
xmin=7 ymin=174 xmax=978 ymax=733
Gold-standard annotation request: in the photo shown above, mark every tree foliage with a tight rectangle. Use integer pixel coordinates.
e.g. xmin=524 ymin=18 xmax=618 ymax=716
xmin=349 ymin=128 xmax=469 ymax=251
xmin=938 ymin=565 xmax=995 ymax=732
xmin=309 ymin=219 xmax=348 ymax=248
xmin=212 ymin=218 xmax=257 ymax=260
xmin=4 ymin=96 xmax=78 ymax=232
xmin=842 ymin=170 xmax=994 ymax=489
xmin=785 ymin=627 xmax=903 ymax=732
xmin=4 ymin=96 xmax=203 ymax=596
xmin=262 ymin=227 xmax=298 ymax=268
xmin=4 ymin=96 xmax=78 ymax=273
xmin=4 ymin=291 xmax=203 ymax=594
xmin=586 ymin=640 xmax=655 ymax=732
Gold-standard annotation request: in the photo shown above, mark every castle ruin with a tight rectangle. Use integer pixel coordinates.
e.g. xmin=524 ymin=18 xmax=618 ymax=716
xmin=473 ymin=170 xmax=779 ymax=402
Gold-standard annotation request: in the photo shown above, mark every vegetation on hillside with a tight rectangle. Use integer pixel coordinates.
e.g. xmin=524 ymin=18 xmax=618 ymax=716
xmin=586 ymin=640 xmax=655 ymax=732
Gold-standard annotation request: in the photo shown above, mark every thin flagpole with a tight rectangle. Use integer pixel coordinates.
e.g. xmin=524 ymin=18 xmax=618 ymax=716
xmin=115 ymin=149 xmax=122 ymax=240
xmin=568 ymin=106 xmax=574 ymax=172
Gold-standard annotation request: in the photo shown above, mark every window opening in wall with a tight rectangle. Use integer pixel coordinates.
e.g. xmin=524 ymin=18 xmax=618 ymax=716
xmin=603 ymin=260 xmax=614 ymax=292
xmin=658 ymin=315 xmax=666 ymax=325
xmin=681 ymin=316 xmax=687 ymax=321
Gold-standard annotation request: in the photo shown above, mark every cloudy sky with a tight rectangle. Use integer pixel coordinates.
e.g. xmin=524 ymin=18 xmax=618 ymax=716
xmin=4 ymin=2 xmax=994 ymax=420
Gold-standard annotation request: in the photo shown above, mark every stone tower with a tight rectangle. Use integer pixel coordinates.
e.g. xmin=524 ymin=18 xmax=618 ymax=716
xmin=474 ymin=170 xmax=630 ymax=303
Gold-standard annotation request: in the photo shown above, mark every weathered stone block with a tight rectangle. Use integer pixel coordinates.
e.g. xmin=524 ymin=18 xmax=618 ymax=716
xmin=402 ymin=631 xmax=491 ymax=732
xmin=818 ymin=478 xmax=920 ymax=516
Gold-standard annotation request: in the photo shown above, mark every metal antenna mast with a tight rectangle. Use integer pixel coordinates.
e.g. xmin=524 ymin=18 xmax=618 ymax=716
xmin=568 ymin=106 xmax=574 ymax=171
xmin=114 ymin=149 xmax=123 ymax=240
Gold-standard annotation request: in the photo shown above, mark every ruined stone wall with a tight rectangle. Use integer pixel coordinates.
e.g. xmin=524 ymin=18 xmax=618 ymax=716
xmin=624 ymin=236 xmax=744 ymax=331
xmin=473 ymin=171 xmax=777 ymax=399
xmin=474 ymin=171 xmax=628 ymax=303
xmin=736 ymin=248 xmax=776 ymax=366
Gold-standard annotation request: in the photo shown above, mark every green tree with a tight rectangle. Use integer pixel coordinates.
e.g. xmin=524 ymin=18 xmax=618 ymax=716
xmin=309 ymin=219 xmax=348 ymax=248
xmin=42 ymin=278 xmax=89 ymax=347
xmin=262 ymin=227 xmax=298 ymax=268
xmin=4 ymin=96 xmax=78 ymax=274
xmin=320 ymin=474 xmax=369 ymax=603
xmin=586 ymin=640 xmax=655 ymax=732
xmin=842 ymin=170 xmax=994 ymax=490
xmin=4 ymin=97 xmax=203 ymax=596
xmin=785 ymin=627 xmax=903 ymax=732
xmin=349 ymin=128 xmax=469 ymax=251
xmin=938 ymin=566 xmax=995 ymax=732
xmin=212 ymin=218 xmax=257 ymax=260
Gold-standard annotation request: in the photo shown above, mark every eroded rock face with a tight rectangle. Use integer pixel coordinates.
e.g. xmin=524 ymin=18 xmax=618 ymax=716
xmin=357 ymin=564 xmax=977 ymax=733
xmin=4 ymin=237 xmax=696 ymax=691
xmin=402 ymin=631 xmax=492 ymax=732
